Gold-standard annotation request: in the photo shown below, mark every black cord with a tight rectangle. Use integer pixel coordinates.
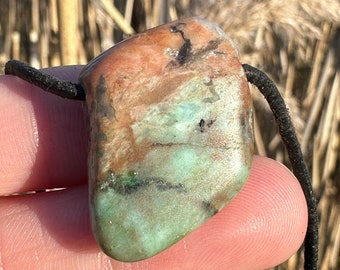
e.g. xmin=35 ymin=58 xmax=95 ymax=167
xmin=5 ymin=60 xmax=86 ymax=100
xmin=243 ymin=64 xmax=318 ymax=270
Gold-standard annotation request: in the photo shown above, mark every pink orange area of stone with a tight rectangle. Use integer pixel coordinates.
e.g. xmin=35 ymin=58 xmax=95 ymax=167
xmin=80 ymin=17 xmax=254 ymax=262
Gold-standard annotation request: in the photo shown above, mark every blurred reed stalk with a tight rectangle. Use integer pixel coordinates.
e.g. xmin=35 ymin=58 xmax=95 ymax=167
xmin=0 ymin=1 xmax=339 ymax=269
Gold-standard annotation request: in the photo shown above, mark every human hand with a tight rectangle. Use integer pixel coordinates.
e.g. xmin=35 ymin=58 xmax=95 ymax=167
xmin=0 ymin=66 xmax=307 ymax=270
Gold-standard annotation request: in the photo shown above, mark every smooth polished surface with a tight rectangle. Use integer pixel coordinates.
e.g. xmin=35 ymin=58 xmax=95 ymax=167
xmin=80 ymin=17 xmax=254 ymax=262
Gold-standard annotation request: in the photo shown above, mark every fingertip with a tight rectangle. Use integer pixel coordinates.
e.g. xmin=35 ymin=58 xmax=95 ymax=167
xmin=223 ymin=155 xmax=308 ymax=268
xmin=0 ymin=186 xmax=99 ymax=269
xmin=0 ymin=66 xmax=88 ymax=194
xmin=0 ymin=76 xmax=38 ymax=192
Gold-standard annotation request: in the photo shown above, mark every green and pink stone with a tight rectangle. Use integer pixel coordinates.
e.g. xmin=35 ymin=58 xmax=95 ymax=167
xmin=80 ymin=17 xmax=254 ymax=262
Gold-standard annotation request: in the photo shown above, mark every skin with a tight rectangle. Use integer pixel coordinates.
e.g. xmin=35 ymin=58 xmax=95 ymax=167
xmin=0 ymin=66 xmax=307 ymax=270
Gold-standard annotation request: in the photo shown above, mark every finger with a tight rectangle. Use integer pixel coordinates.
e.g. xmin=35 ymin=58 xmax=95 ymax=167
xmin=0 ymin=156 xmax=307 ymax=270
xmin=0 ymin=66 xmax=87 ymax=195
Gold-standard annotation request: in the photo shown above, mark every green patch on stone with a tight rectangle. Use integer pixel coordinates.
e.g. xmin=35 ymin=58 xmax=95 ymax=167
xmin=114 ymin=171 xmax=141 ymax=194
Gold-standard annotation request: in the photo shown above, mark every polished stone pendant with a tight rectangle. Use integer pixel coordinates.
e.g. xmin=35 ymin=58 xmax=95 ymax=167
xmin=4 ymin=14 xmax=319 ymax=268
xmin=80 ymin=17 xmax=254 ymax=262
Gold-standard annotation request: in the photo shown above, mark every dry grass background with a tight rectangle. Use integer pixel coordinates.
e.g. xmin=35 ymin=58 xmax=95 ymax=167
xmin=0 ymin=0 xmax=339 ymax=269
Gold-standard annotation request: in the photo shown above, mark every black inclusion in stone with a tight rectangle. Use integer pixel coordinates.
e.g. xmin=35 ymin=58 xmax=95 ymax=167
xmin=170 ymin=24 xmax=192 ymax=65
xmin=104 ymin=170 xmax=186 ymax=195
xmin=155 ymin=180 xmax=185 ymax=193
xmin=202 ymin=201 xmax=218 ymax=216
xmin=199 ymin=119 xmax=205 ymax=132
xmin=198 ymin=118 xmax=215 ymax=133
xmin=177 ymin=38 xmax=192 ymax=65
xmin=94 ymin=76 xmax=115 ymax=120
